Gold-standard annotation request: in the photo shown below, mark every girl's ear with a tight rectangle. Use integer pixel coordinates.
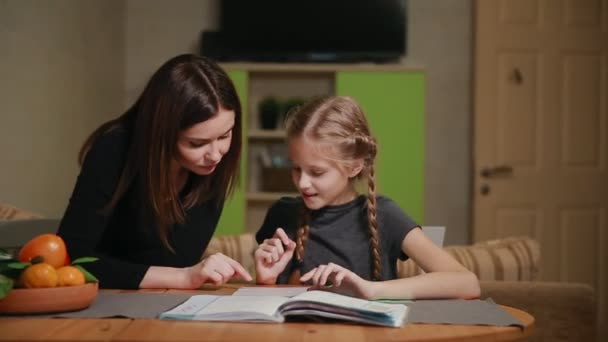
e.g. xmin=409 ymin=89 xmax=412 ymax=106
xmin=348 ymin=159 xmax=365 ymax=178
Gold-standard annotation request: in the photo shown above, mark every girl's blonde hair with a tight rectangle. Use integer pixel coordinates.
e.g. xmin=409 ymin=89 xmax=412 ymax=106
xmin=285 ymin=96 xmax=381 ymax=281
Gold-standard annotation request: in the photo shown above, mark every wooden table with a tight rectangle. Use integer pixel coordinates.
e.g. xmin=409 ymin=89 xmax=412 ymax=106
xmin=0 ymin=285 xmax=534 ymax=342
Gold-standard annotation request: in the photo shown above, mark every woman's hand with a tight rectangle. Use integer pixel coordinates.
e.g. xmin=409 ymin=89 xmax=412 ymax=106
xmin=300 ymin=263 xmax=377 ymax=300
xmin=254 ymin=228 xmax=296 ymax=284
xmin=185 ymin=253 xmax=252 ymax=288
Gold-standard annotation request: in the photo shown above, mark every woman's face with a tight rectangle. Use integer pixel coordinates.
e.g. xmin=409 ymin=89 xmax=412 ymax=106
xmin=176 ymin=107 xmax=235 ymax=176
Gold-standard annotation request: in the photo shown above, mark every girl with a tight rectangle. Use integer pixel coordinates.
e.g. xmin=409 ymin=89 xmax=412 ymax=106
xmin=254 ymin=96 xmax=479 ymax=300
xmin=58 ymin=54 xmax=252 ymax=289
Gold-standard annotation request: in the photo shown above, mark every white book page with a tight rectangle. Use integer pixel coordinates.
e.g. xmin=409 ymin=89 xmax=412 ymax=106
xmin=232 ymin=286 xmax=309 ymax=297
xmin=288 ymin=291 xmax=402 ymax=314
xmin=160 ymin=295 xmax=220 ymax=318
xmin=200 ymin=295 xmax=288 ymax=318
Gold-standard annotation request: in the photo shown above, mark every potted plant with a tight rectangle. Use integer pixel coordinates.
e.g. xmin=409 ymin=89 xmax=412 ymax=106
xmin=258 ymin=96 xmax=281 ymax=130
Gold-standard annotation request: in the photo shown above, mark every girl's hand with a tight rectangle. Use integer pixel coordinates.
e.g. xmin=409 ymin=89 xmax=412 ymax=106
xmin=300 ymin=263 xmax=376 ymax=299
xmin=254 ymin=228 xmax=296 ymax=284
xmin=185 ymin=253 xmax=252 ymax=287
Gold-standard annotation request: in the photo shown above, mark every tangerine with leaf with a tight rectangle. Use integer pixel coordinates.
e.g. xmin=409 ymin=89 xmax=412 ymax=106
xmin=18 ymin=234 xmax=68 ymax=268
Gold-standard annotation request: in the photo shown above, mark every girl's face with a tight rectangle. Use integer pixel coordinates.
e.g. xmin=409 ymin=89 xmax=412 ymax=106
xmin=176 ymin=107 xmax=235 ymax=176
xmin=289 ymin=136 xmax=362 ymax=210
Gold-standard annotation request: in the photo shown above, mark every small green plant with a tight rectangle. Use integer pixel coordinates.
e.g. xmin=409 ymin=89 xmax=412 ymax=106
xmin=258 ymin=96 xmax=281 ymax=129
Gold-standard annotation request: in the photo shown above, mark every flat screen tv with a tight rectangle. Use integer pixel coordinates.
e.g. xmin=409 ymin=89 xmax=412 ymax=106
xmin=202 ymin=0 xmax=407 ymax=63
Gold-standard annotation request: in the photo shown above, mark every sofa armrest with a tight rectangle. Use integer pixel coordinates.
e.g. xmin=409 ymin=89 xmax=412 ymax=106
xmin=0 ymin=202 xmax=43 ymax=220
xmin=480 ymin=280 xmax=596 ymax=342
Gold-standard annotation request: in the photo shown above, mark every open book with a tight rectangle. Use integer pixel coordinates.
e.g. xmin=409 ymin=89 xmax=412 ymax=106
xmin=159 ymin=290 xmax=408 ymax=328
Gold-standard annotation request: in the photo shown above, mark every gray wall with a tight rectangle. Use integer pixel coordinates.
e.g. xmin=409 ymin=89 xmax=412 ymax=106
xmin=124 ymin=0 xmax=217 ymax=106
xmin=405 ymin=0 xmax=473 ymax=245
xmin=0 ymin=0 xmax=125 ymax=217
xmin=0 ymin=0 xmax=473 ymax=245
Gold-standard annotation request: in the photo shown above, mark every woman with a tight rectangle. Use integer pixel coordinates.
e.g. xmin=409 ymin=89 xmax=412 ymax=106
xmin=58 ymin=54 xmax=251 ymax=289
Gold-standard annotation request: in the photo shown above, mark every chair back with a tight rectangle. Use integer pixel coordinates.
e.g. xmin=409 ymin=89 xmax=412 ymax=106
xmin=422 ymin=226 xmax=446 ymax=247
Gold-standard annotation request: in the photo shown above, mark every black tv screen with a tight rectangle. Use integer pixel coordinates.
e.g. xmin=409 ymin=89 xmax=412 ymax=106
xmin=205 ymin=0 xmax=407 ymax=63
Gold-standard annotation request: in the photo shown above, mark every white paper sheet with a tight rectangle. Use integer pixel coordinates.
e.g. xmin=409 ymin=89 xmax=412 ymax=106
xmin=232 ymin=286 xmax=309 ymax=297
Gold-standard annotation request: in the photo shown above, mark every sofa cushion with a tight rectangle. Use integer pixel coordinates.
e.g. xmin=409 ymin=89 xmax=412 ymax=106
xmin=0 ymin=202 xmax=42 ymax=220
xmin=398 ymin=236 xmax=541 ymax=281
xmin=202 ymin=233 xmax=257 ymax=276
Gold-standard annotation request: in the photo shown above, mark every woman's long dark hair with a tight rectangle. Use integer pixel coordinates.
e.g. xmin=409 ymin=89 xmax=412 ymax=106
xmin=78 ymin=54 xmax=242 ymax=250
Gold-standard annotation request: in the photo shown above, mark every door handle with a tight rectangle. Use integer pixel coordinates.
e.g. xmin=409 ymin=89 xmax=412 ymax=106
xmin=480 ymin=165 xmax=513 ymax=178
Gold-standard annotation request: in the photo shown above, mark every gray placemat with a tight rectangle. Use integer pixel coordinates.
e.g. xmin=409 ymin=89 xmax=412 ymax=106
xmin=1 ymin=293 xmax=192 ymax=319
xmin=57 ymin=293 xmax=191 ymax=318
xmin=407 ymin=298 xmax=523 ymax=328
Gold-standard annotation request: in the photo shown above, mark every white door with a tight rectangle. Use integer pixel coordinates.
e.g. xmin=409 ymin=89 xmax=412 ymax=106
xmin=474 ymin=0 xmax=608 ymax=338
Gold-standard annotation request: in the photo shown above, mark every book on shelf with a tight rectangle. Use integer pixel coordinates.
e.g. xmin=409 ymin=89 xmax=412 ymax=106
xmin=159 ymin=290 xmax=408 ymax=328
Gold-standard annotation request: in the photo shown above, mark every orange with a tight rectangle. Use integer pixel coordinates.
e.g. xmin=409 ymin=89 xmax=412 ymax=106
xmin=18 ymin=234 xmax=68 ymax=268
xmin=19 ymin=263 xmax=58 ymax=288
xmin=56 ymin=266 xmax=86 ymax=286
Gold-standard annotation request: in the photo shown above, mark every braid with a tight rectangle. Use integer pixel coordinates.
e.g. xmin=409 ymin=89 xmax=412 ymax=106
xmin=295 ymin=204 xmax=310 ymax=261
xmin=288 ymin=204 xmax=310 ymax=284
xmin=354 ymin=130 xmax=381 ymax=280
xmin=367 ymin=164 xmax=381 ymax=280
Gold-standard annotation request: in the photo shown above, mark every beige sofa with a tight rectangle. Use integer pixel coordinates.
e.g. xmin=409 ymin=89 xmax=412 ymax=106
xmin=205 ymin=234 xmax=597 ymax=342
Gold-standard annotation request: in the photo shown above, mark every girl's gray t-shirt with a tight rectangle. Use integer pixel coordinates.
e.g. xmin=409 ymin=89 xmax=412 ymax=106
xmin=256 ymin=195 xmax=419 ymax=283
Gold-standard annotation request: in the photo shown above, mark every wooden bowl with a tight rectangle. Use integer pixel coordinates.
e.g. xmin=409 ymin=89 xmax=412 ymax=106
xmin=0 ymin=282 xmax=98 ymax=314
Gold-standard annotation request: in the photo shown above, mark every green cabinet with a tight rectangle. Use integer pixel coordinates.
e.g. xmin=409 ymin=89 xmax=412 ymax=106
xmin=337 ymin=71 xmax=425 ymax=223
xmin=215 ymin=70 xmax=247 ymax=235
xmin=215 ymin=64 xmax=425 ymax=236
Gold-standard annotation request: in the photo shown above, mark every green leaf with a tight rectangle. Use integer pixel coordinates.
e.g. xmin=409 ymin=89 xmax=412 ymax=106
xmin=0 ymin=248 xmax=13 ymax=260
xmin=0 ymin=274 xmax=14 ymax=299
xmin=71 ymin=257 xmax=99 ymax=264
xmin=0 ymin=263 xmax=23 ymax=279
xmin=1 ymin=258 xmax=17 ymax=268
xmin=7 ymin=262 xmax=30 ymax=270
xmin=74 ymin=265 xmax=99 ymax=283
